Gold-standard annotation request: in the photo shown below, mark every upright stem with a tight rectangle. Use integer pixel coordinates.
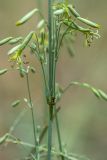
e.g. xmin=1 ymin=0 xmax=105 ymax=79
xmin=26 ymin=73 xmax=39 ymax=160
xmin=54 ymin=106 xmax=64 ymax=160
xmin=48 ymin=0 xmax=53 ymax=91
xmin=48 ymin=1 xmax=64 ymax=160
xmin=53 ymin=9 xmax=64 ymax=160
xmin=48 ymin=0 xmax=55 ymax=160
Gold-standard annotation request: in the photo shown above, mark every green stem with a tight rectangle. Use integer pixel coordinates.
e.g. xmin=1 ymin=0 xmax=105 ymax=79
xmin=48 ymin=1 xmax=64 ymax=159
xmin=54 ymin=106 xmax=65 ymax=160
xmin=26 ymin=73 xmax=39 ymax=160
xmin=56 ymin=26 xmax=70 ymax=61
xmin=41 ymin=62 xmax=49 ymax=97
xmin=48 ymin=0 xmax=54 ymax=160
xmin=48 ymin=105 xmax=54 ymax=160
xmin=53 ymin=12 xmax=64 ymax=160
xmin=48 ymin=0 xmax=53 ymax=91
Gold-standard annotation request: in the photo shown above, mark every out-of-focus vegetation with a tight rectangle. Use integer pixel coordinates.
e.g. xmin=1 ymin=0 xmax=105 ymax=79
xmin=0 ymin=0 xmax=107 ymax=160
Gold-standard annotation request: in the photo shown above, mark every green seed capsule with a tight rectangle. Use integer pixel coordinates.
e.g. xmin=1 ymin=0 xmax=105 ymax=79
xmin=30 ymin=67 xmax=36 ymax=73
xmin=37 ymin=19 xmax=45 ymax=29
xmin=77 ymin=17 xmax=100 ymax=28
xmin=67 ymin=45 xmax=75 ymax=57
xmin=98 ymin=89 xmax=107 ymax=101
xmin=9 ymin=37 xmax=23 ymax=44
xmin=8 ymin=44 xmax=21 ymax=55
xmin=54 ymin=9 xmax=65 ymax=15
xmin=0 ymin=69 xmax=8 ymax=75
xmin=64 ymin=20 xmax=79 ymax=30
xmin=21 ymin=31 xmax=34 ymax=50
xmin=8 ymin=31 xmax=34 ymax=56
xmin=40 ymin=31 xmax=45 ymax=44
xmin=91 ymin=87 xmax=101 ymax=98
xmin=68 ymin=5 xmax=80 ymax=17
xmin=78 ymin=26 xmax=90 ymax=32
xmin=73 ymin=23 xmax=90 ymax=32
xmin=11 ymin=100 xmax=20 ymax=107
xmin=63 ymin=19 xmax=72 ymax=27
xmin=0 ymin=37 xmax=13 ymax=46
xmin=16 ymin=8 xmax=38 ymax=26
xmin=0 ymin=133 xmax=9 ymax=144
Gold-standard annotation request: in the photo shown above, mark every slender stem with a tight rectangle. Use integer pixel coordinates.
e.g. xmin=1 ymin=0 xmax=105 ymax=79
xmin=40 ymin=106 xmax=60 ymax=142
xmin=56 ymin=26 xmax=70 ymax=61
xmin=48 ymin=0 xmax=54 ymax=160
xmin=48 ymin=0 xmax=53 ymax=92
xmin=26 ymin=73 xmax=39 ymax=159
xmin=53 ymin=13 xmax=64 ymax=160
xmin=48 ymin=1 xmax=65 ymax=159
xmin=41 ymin=62 xmax=49 ymax=97
xmin=48 ymin=105 xmax=53 ymax=160
xmin=54 ymin=106 xmax=65 ymax=160
xmin=26 ymin=107 xmax=60 ymax=160
xmin=55 ymin=22 xmax=62 ymax=59
xmin=7 ymin=138 xmax=85 ymax=160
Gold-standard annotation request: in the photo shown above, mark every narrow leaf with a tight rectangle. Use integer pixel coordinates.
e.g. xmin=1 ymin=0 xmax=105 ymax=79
xmin=16 ymin=8 xmax=39 ymax=26
xmin=0 ymin=37 xmax=13 ymax=46
xmin=0 ymin=69 xmax=8 ymax=75
xmin=11 ymin=100 xmax=20 ymax=107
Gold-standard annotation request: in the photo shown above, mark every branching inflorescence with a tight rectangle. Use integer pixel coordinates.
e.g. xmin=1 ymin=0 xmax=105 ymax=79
xmin=0 ymin=1 xmax=106 ymax=160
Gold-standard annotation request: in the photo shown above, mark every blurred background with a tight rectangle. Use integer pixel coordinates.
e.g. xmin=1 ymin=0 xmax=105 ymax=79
xmin=0 ymin=0 xmax=107 ymax=160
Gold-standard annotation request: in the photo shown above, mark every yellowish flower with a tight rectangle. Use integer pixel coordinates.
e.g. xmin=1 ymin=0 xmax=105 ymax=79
xmin=9 ymin=50 xmax=22 ymax=65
